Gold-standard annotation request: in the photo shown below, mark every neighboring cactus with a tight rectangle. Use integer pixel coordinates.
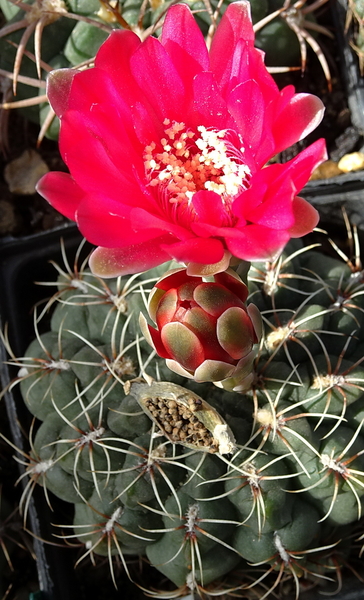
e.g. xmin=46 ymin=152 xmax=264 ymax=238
xmin=0 ymin=0 xmax=333 ymax=144
xmin=4 ymin=220 xmax=364 ymax=598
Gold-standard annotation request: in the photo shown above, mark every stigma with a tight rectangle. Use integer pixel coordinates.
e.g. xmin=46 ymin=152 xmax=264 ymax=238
xmin=143 ymin=120 xmax=251 ymax=207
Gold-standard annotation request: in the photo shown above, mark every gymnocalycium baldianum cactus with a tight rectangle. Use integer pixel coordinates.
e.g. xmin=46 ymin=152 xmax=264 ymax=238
xmin=3 ymin=1 xmax=364 ymax=599
xmin=5 ymin=213 xmax=364 ymax=598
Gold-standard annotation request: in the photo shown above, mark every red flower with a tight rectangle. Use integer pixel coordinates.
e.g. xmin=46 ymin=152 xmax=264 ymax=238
xmin=139 ymin=267 xmax=262 ymax=391
xmin=37 ymin=1 xmax=326 ymax=277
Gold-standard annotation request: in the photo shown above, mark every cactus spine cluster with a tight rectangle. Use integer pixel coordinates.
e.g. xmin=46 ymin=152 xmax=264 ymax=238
xmin=3 ymin=224 xmax=364 ymax=599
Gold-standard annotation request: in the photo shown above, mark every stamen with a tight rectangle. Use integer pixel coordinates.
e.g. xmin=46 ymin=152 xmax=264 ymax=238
xmin=143 ymin=121 xmax=251 ymax=210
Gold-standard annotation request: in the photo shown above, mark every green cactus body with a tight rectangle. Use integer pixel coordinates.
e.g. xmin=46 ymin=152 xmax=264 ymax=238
xmin=8 ymin=232 xmax=364 ymax=597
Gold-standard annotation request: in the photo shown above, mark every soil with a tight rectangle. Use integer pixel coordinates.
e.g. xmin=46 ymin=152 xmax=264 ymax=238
xmin=0 ymin=113 xmax=69 ymax=237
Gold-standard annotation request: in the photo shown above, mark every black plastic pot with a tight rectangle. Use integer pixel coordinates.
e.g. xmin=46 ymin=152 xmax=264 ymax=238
xmin=294 ymin=0 xmax=364 ymax=228
xmin=333 ymin=0 xmax=364 ymax=137
xmin=300 ymin=0 xmax=364 ymax=220
xmin=0 ymin=225 xmax=153 ymax=600
xmin=0 ymin=225 xmax=85 ymax=600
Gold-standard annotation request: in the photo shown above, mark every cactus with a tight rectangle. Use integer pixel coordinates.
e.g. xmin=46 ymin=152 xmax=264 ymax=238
xmin=0 ymin=0 xmax=332 ymax=144
xmin=3 ymin=218 xmax=364 ymax=598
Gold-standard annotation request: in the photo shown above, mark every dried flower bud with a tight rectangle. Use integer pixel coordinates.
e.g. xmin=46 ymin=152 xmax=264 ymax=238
xmin=129 ymin=381 xmax=236 ymax=454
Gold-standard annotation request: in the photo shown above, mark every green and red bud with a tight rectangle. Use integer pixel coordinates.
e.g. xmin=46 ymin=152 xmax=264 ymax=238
xmin=139 ymin=268 xmax=262 ymax=392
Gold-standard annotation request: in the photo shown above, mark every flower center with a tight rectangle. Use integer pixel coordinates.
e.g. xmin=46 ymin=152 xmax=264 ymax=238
xmin=143 ymin=120 xmax=251 ymax=206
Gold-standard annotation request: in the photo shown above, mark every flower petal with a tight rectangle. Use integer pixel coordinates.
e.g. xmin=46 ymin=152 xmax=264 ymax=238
xmin=192 ymin=72 xmax=230 ymax=128
xmin=210 ymin=0 xmax=254 ymax=91
xmin=288 ymin=196 xmax=319 ymax=237
xmin=281 ymin=138 xmax=328 ymax=191
xmin=130 ymin=36 xmax=186 ymax=121
xmin=59 ymin=110 xmax=143 ymax=200
xmin=89 ymin=239 xmax=172 ymax=277
xmin=191 ymin=190 xmax=229 ymax=226
xmin=95 ymin=30 xmax=141 ymax=100
xmin=161 ymin=4 xmax=209 ymax=79
xmin=94 ymin=30 xmax=163 ymax=143
xmin=227 ymin=80 xmax=265 ymax=151
xmin=161 ymin=237 xmax=225 ymax=264
xmin=36 ymin=172 xmax=84 ymax=220
xmin=139 ymin=314 xmax=171 ymax=359
xmin=194 ymin=360 xmax=235 ymax=382
xmin=194 ymin=283 xmax=245 ymax=316
xmin=161 ymin=322 xmax=205 ymax=371
xmin=225 ymin=225 xmax=290 ymax=261
xmin=271 ymin=93 xmax=325 ymax=154
xmin=217 ymin=306 xmax=254 ymax=359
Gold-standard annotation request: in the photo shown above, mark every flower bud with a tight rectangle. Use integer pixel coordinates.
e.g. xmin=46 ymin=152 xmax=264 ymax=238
xmin=139 ymin=268 xmax=262 ymax=392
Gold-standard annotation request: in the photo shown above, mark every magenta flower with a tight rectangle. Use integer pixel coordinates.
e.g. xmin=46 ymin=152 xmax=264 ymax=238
xmin=37 ymin=1 xmax=326 ymax=277
xmin=139 ymin=267 xmax=262 ymax=391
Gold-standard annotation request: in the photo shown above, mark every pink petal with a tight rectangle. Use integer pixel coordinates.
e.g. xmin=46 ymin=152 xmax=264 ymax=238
xmin=278 ymin=138 xmax=328 ymax=192
xmin=161 ymin=237 xmax=225 ymax=264
xmin=64 ymin=68 xmax=146 ymax=149
xmin=94 ymin=30 xmax=163 ymax=144
xmin=36 ymin=172 xmax=85 ymax=220
xmin=191 ymin=221 xmax=246 ymax=240
xmin=89 ymin=238 xmax=172 ymax=277
xmin=130 ymin=36 xmax=186 ymax=121
xmin=95 ymin=30 xmax=142 ymax=105
xmin=130 ymin=207 xmax=192 ymax=242
xmin=210 ymin=0 xmax=254 ymax=91
xmin=161 ymin=4 xmax=209 ymax=80
xmin=192 ymin=72 xmax=230 ymax=128
xmin=232 ymin=170 xmax=271 ymax=216
xmin=76 ymin=199 xmax=157 ymax=247
xmin=225 ymin=225 xmax=290 ymax=261
xmin=191 ymin=191 xmax=229 ymax=226
xmin=234 ymin=43 xmax=278 ymax=101
xmin=59 ymin=111 xmax=143 ymax=200
xmin=46 ymin=68 xmax=76 ymax=118
xmin=288 ymin=197 xmax=319 ymax=237
xmin=130 ymin=99 xmax=165 ymax=146
xmin=227 ymin=80 xmax=265 ymax=151
xmin=243 ymin=177 xmax=296 ymax=229
xmin=271 ymin=93 xmax=325 ymax=155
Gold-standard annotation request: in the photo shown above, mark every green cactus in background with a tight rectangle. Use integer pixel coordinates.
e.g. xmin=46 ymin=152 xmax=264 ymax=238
xmin=0 ymin=0 xmax=332 ymax=144
xmin=3 ymin=220 xmax=364 ymax=598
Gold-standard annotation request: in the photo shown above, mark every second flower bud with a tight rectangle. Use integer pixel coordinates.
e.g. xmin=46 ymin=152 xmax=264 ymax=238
xmin=139 ymin=267 xmax=262 ymax=392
